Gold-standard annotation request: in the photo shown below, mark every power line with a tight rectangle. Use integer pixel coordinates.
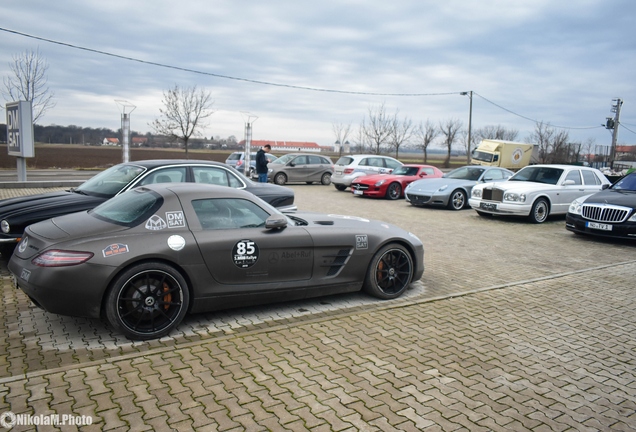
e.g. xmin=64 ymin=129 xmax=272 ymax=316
xmin=0 ymin=26 xmax=611 ymax=132
xmin=0 ymin=27 xmax=456 ymax=97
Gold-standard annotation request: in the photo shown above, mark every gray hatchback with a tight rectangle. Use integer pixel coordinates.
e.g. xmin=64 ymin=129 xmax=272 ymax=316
xmin=267 ymin=153 xmax=334 ymax=185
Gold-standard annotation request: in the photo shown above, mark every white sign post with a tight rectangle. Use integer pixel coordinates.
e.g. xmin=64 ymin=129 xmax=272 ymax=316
xmin=6 ymin=101 xmax=35 ymax=182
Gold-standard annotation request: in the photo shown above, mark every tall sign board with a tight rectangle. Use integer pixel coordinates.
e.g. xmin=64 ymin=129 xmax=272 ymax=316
xmin=6 ymin=101 xmax=35 ymax=181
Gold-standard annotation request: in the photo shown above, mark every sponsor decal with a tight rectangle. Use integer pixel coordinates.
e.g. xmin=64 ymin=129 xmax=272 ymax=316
xmin=145 ymin=215 xmax=167 ymax=230
xmin=280 ymin=250 xmax=312 ymax=260
xmin=356 ymin=235 xmax=368 ymax=249
xmin=233 ymin=239 xmax=259 ymax=268
xmin=166 ymin=211 xmax=186 ymax=228
xmin=102 ymin=243 xmax=129 ymax=258
xmin=511 ymin=148 xmax=524 ymax=164
xmin=167 ymin=235 xmax=186 ymax=251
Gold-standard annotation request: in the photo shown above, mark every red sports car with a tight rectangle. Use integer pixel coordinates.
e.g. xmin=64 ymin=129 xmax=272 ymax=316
xmin=351 ymin=164 xmax=444 ymax=200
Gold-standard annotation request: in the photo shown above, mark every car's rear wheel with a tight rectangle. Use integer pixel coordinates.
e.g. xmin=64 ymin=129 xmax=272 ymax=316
xmin=334 ymin=184 xmax=347 ymax=191
xmin=363 ymin=243 xmax=414 ymax=300
xmin=274 ymin=173 xmax=287 ymax=185
xmin=386 ymin=183 xmax=402 ymax=200
xmin=105 ymin=262 xmax=190 ymax=340
xmin=447 ymin=189 xmax=467 ymax=210
xmin=529 ymin=198 xmax=549 ymax=223
xmin=321 ymin=172 xmax=332 ymax=185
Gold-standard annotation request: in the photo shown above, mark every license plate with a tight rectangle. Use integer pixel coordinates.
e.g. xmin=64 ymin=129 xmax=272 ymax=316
xmin=336 ymin=170 xmax=342 ymax=175
xmin=353 ymin=190 xmax=363 ymax=195
xmin=586 ymin=221 xmax=612 ymax=231
xmin=480 ymin=202 xmax=497 ymax=211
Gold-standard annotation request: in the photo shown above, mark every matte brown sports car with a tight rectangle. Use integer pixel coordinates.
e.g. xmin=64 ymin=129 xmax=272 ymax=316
xmin=9 ymin=183 xmax=424 ymax=340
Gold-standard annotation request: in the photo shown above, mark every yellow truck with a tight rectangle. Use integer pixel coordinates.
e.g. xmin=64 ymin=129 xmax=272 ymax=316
xmin=471 ymin=139 xmax=539 ymax=170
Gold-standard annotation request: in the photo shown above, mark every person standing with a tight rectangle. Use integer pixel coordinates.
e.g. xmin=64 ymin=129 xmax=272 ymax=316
xmin=255 ymin=144 xmax=271 ymax=183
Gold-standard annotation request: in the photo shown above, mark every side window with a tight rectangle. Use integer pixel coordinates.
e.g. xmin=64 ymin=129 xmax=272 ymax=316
xmin=565 ymin=170 xmax=582 ymax=185
xmin=422 ymin=168 xmax=435 ymax=175
xmin=359 ymin=158 xmax=370 ymax=167
xmin=293 ymin=156 xmax=307 ymax=165
xmin=309 ymin=156 xmax=323 ymax=165
xmin=193 ymin=167 xmax=230 ymax=186
xmin=192 ymin=198 xmax=270 ymax=230
xmin=582 ymin=170 xmax=601 ymax=185
xmin=384 ymin=158 xmax=402 ymax=170
xmin=369 ymin=158 xmax=383 ymax=167
xmin=138 ymin=167 xmax=186 ymax=185
xmin=488 ymin=170 xmax=504 ymax=180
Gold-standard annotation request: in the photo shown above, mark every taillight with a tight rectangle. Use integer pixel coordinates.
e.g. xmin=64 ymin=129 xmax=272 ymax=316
xmin=237 ymin=160 xmax=243 ymax=167
xmin=344 ymin=168 xmax=354 ymax=174
xmin=32 ymin=250 xmax=94 ymax=267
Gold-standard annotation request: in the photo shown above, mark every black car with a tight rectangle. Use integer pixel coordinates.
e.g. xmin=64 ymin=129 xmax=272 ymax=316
xmin=566 ymin=172 xmax=636 ymax=240
xmin=0 ymin=160 xmax=295 ymax=254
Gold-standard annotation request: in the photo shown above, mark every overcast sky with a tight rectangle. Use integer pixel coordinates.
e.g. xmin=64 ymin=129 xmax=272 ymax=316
xmin=1 ymin=0 xmax=635 ymax=149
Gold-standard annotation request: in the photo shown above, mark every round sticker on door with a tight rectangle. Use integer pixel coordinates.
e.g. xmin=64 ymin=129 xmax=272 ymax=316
xmin=232 ymin=239 xmax=259 ymax=268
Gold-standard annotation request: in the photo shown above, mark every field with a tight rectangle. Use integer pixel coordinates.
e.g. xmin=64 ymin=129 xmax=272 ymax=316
xmin=0 ymin=144 xmax=466 ymax=170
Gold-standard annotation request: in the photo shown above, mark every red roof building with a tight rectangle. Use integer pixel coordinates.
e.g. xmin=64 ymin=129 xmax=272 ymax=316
xmin=238 ymin=140 xmax=322 ymax=153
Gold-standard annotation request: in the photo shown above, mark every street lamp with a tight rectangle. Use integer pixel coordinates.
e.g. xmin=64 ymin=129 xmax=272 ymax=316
xmin=460 ymin=91 xmax=473 ymax=155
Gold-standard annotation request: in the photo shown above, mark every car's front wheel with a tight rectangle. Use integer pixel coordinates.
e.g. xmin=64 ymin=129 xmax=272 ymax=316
xmin=105 ymin=262 xmax=190 ymax=340
xmin=529 ymin=198 xmax=549 ymax=223
xmin=385 ymin=183 xmax=402 ymax=200
xmin=334 ymin=184 xmax=347 ymax=191
xmin=363 ymin=243 xmax=414 ymax=300
xmin=321 ymin=172 xmax=332 ymax=185
xmin=274 ymin=173 xmax=287 ymax=185
xmin=447 ymin=189 xmax=467 ymax=210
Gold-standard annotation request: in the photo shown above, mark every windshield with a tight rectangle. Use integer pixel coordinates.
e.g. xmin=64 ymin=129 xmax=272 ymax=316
xmin=445 ymin=167 xmax=485 ymax=181
xmin=274 ymin=154 xmax=295 ymax=164
xmin=391 ymin=166 xmax=419 ymax=176
xmin=509 ymin=166 xmax=563 ymax=185
xmin=472 ymin=151 xmax=494 ymax=163
xmin=612 ymin=173 xmax=636 ymax=191
xmin=90 ymin=188 xmax=163 ymax=226
xmin=76 ymin=164 xmax=145 ymax=198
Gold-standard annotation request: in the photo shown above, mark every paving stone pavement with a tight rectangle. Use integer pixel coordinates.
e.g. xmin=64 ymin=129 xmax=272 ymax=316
xmin=0 ymin=184 xmax=634 ymax=431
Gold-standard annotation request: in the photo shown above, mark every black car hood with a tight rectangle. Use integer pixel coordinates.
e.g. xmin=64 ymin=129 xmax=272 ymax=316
xmin=0 ymin=190 xmax=106 ymax=233
xmin=583 ymin=189 xmax=636 ymax=207
xmin=245 ymin=182 xmax=295 ymax=207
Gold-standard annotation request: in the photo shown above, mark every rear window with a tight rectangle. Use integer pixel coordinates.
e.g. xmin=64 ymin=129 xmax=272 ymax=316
xmin=90 ymin=188 xmax=163 ymax=227
xmin=335 ymin=157 xmax=354 ymax=166
xmin=226 ymin=153 xmax=242 ymax=161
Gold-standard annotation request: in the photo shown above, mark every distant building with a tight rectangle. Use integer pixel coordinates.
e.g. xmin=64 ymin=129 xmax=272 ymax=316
xmin=132 ymin=137 xmax=148 ymax=147
xmin=103 ymin=137 xmax=120 ymax=146
xmin=239 ymin=140 xmax=321 ymax=153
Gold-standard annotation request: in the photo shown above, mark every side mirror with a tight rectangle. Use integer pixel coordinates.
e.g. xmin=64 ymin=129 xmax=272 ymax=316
xmin=265 ymin=215 xmax=288 ymax=230
xmin=288 ymin=162 xmax=295 ymax=167
xmin=562 ymin=180 xmax=575 ymax=186
xmin=483 ymin=177 xmax=493 ymax=181
xmin=602 ymin=184 xmax=610 ymax=190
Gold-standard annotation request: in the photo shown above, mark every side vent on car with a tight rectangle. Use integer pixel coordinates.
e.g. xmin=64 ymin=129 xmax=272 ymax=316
xmin=323 ymin=248 xmax=353 ymax=277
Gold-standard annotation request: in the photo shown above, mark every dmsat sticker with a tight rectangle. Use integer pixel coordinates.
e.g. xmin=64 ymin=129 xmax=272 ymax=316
xmin=356 ymin=234 xmax=368 ymax=249
xmin=232 ymin=239 xmax=259 ymax=268
xmin=166 ymin=211 xmax=186 ymax=228
xmin=102 ymin=243 xmax=129 ymax=257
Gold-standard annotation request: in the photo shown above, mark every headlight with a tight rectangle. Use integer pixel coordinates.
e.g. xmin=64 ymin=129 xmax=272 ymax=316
xmin=1 ymin=220 xmax=10 ymax=234
xmin=568 ymin=198 xmax=584 ymax=215
xmin=437 ymin=185 xmax=448 ymax=192
xmin=268 ymin=168 xmax=273 ymax=173
xmin=503 ymin=192 xmax=526 ymax=202
xmin=628 ymin=211 xmax=636 ymax=222
xmin=472 ymin=189 xmax=482 ymax=198
xmin=375 ymin=180 xmax=386 ymax=187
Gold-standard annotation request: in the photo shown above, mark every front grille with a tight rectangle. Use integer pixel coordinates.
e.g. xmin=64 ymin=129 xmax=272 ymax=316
xmin=351 ymin=183 xmax=369 ymax=191
xmin=406 ymin=193 xmax=431 ymax=204
xmin=581 ymin=204 xmax=631 ymax=223
xmin=482 ymin=188 xmax=504 ymax=202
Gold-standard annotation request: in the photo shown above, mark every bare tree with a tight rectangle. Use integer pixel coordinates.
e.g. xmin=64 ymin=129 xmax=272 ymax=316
xmin=362 ymin=103 xmax=393 ymax=154
xmin=388 ymin=110 xmax=412 ymax=159
xmin=439 ymin=119 xmax=463 ymax=168
xmin=549 ymin=130 xmax=571 ymax=163
xmin=150 ymin=85 xmax=214 ymax=158
xmin=528 ymin=121 xmax=555 ymax=163
xmin=2 ymin=48 xmax=56 ymax=123
xmin=475 ymin=125 xmax=519 ymax=142
xmin=413 ymin=120 xmax=439 ymax=163
xmin=332 ymin=121 xmax=352 ymax=156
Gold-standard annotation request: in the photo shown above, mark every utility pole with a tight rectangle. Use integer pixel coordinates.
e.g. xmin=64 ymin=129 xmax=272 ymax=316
xmin=460 ymin=91 xmax=473 ymax=160
xmin=606 ymin=98 xmax=623 ymax=170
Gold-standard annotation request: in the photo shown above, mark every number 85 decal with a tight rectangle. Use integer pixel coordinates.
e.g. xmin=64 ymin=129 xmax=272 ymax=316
xmin=232 ymin=239 xmax=260 ymax=268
